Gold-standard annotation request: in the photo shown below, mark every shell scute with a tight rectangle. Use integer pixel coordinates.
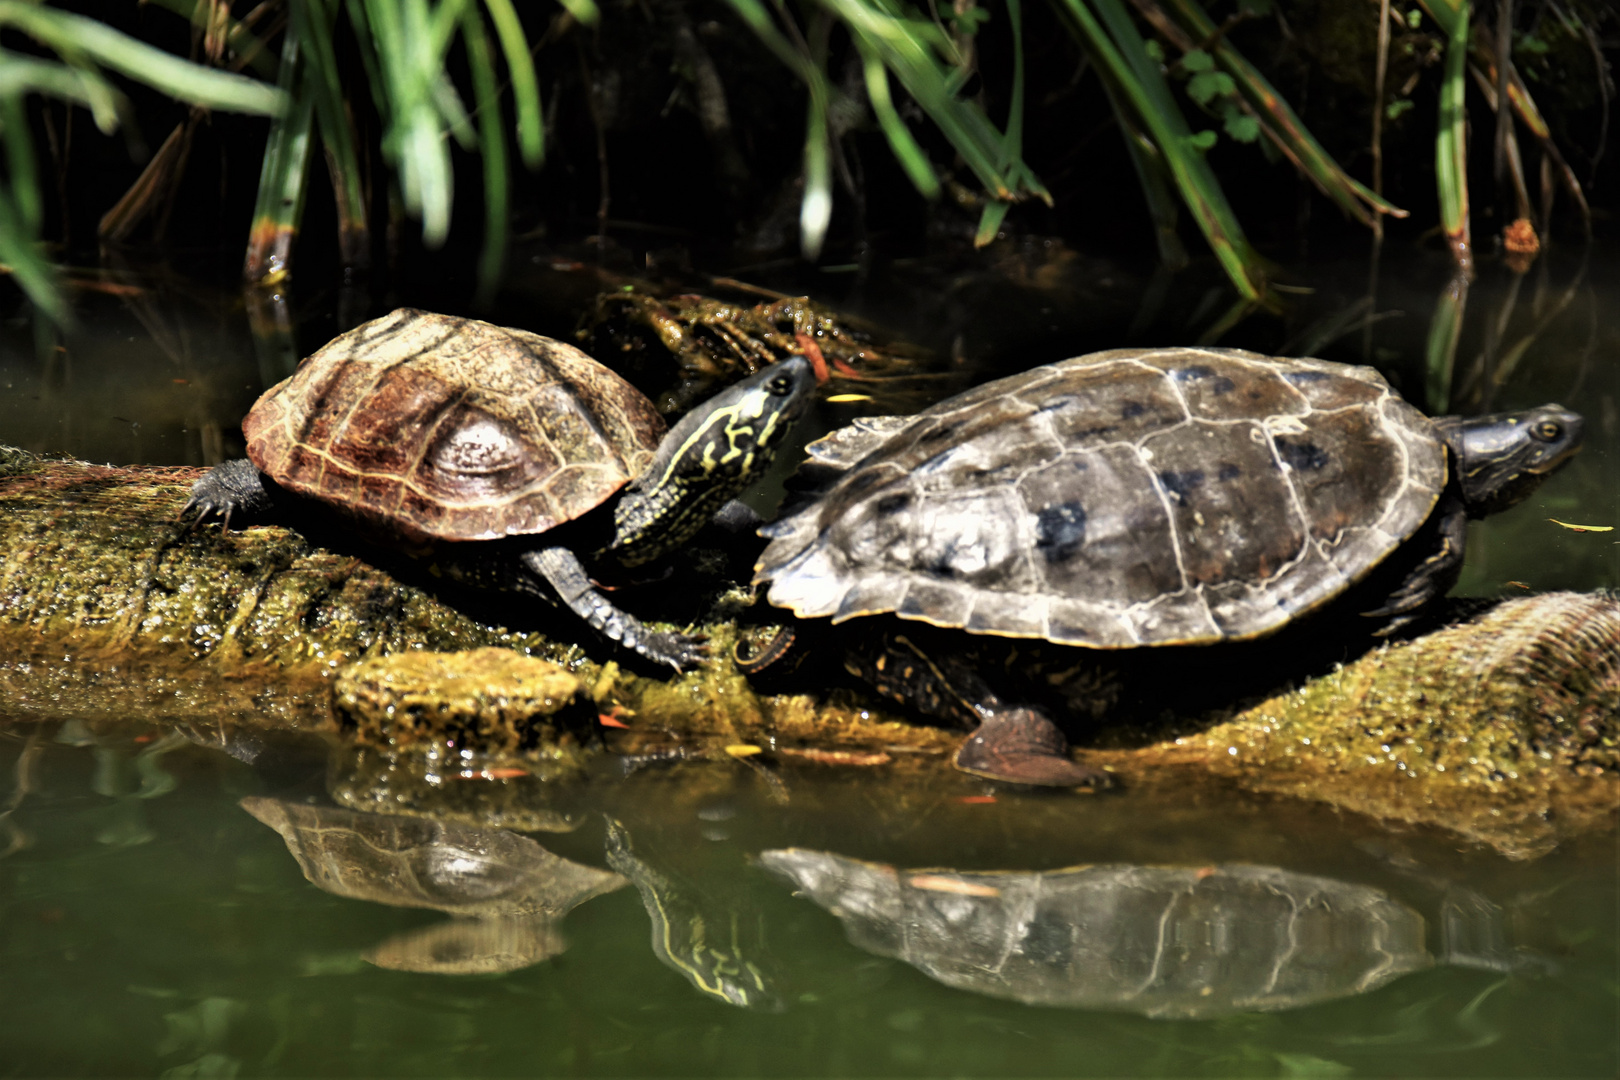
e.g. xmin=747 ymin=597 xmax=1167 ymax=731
xmin=1017 ymin=445 xmax=1182 ymax=607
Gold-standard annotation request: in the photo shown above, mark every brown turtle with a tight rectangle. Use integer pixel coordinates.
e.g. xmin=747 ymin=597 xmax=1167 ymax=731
xmin=186 ymin=308 xmax=817 ymax=670
xmin=754 ymin=346 xmax=1583 ymax=786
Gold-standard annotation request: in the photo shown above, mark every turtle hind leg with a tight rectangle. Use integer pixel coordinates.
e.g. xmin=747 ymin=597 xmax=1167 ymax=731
xmin=955 ymin=704 xmax=1113 ymax=789
xmin=850 ymin=630 xmax=1111 ymax=789
xmin=523 ymin=545 xmax=706 ymax=673
xmin=181 ymin=458 xmax=273 ymax=530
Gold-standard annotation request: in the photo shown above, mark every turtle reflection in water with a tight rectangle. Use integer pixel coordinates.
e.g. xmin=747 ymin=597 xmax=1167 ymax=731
xmin=755 ymin=347 xmax=1583 ymax=786
xmin=241 ymin=797 xmax=626 ymax=974
xmin=759 ymin=849 xmax=1442 ymax=1019
xmin=606 ymin=818 xmax=783 ymax=1010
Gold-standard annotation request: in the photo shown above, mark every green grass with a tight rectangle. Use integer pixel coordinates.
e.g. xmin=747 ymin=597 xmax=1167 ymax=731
xmin=0 ymin=0 xmax=1606 ymax=325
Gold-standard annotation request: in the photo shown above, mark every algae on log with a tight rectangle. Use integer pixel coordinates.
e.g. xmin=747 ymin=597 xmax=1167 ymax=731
xmin=1121 ymin=591 xmax=1620 ymax=857
xmin=0 ymin=449 xmax=1615 ymax=856
xmin=0 ymin=449 xmax=934 ymax=756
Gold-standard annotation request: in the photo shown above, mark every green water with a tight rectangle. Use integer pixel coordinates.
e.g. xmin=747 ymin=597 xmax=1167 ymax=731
xmin=0 ymin=723 xmax=1615 ymax=1078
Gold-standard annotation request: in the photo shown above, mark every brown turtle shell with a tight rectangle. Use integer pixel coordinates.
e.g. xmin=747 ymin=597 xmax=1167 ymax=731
xmin=244 ymin=309 xmax=666 ymax=544
xmin=757 ymin=347 xmax=1448 ymax=647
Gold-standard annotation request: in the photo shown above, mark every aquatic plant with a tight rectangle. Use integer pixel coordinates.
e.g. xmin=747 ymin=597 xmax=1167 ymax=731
xmin=0 ymin=0 xmax=282 ymax=323
xmin=0 ymin=1 xmax=1610 ymax=322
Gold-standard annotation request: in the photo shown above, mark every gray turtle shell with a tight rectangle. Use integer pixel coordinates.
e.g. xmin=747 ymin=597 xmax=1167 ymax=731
xmin=757 ymin=347 xmax=1447 ymax=647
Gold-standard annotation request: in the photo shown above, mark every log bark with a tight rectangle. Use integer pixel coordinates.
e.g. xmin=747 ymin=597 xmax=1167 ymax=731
xmin=1 ymin=448 xmax=1614 ymax=857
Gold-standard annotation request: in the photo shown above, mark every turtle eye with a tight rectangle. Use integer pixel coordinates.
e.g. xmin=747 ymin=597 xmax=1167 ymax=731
xmin=767 ymin=375 xmax=794 ymax=396
xmin=1534 ymin=420 xmax=1563 ymax=442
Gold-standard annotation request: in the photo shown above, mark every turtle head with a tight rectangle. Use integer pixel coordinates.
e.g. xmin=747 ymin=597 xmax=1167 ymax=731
xmin=1435 ymin=404 xmax=1584 ymax=517
xmin=609 ymin=355 xmax=819 ymax=564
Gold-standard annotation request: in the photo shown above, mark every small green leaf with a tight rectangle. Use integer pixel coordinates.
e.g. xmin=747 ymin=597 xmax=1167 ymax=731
xmin=1143 ymin=39 xmax=1165 ymax=63
xmin=1386 ymin=98 xmax=1415 ymax=120
xmin=1224 ymin=109 xmax=1259 ymax=143
xmin=1187 ymin=70 xmax=1233 ymax=105
xmin=1406 ymin=9 xmax=1422 ymax=28
xmin=1182 ymin=48 xmax=1214 ymax=73
xmin=1187 ymin=129 xmax=1218 ymax=151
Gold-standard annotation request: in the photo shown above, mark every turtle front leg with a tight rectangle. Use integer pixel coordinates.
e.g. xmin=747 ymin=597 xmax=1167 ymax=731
xmin=181 ymin=458 xmax=273 ymax=530
xmin=1362 ymin=499 xmax=1469 ymax=635
xmin=523 ymin=545 xmax=706 ymax=673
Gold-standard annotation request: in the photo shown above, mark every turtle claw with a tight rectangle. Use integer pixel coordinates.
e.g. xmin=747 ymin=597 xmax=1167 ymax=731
xmin=643 ymin=630 xmax=709 ymax=674
xmin=953 ymin=706 xmax=1112 ymax=790
xmin=180 ymin=459 xmax=271 ymax=532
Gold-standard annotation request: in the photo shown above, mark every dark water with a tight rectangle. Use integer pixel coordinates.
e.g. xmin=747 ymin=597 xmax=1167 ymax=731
xmin=1 ymin=242 xmax=1617 ymax=1077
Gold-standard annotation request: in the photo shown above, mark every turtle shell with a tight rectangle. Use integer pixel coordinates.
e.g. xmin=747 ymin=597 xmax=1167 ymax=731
xmin=244 ymin=308 xmax=666 ymax=544
xmin=757 ymin=346 xmax=1448 ymax=647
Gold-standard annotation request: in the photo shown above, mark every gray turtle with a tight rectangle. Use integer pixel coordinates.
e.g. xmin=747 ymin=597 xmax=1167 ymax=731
xmin=755 ymin=346 xmax=1583 ymax=785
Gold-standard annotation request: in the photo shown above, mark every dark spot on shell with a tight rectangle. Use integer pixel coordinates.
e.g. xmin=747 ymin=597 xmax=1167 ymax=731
xmin=1217 ymin=462 xmax=1242 ymax=482
xmin=875 ymin=493 xmax=911 ymax=517
xmin=1017 ymin=915 xmax=1073 ymax=965
xmin=1277 ymin=439 xmax=1331 ymax=472
xmin=920 ymin=422 xmax=960 ymax=445
xmin=1121 ymin=401 xmax=1146 ymax=419
xmin=1209 ymin=377 xmax=1236 ymax=394
xmin=1035 ymin=501 xmax=1087 ymax=563
xmin=1157 ymin=469 xmax=1206 ymax=505
xmin=1284 ymin=370 xmax=1334 ymax=384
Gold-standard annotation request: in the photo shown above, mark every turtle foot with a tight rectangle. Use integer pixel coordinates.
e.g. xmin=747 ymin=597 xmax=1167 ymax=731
xmin=180 ymin=458 xmax=272 ymax=531
xmin=953 ymin=706 xmax=1112 ymax=789
xmin=639 ymin=629 xmax=709 ymax=674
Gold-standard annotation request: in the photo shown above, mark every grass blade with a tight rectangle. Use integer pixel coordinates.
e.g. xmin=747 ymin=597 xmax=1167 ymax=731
xmin=296 ymin=0 xmax=370 ymax=272
xmin=554 ymin=0 xmax=600 ymax=26
xmin=143 ymin=0 xmax=280 ymax=78
xmin=975 ymin=199 xmax=1009 ymax=246
xmin=1467 ymin=25 xmax=1591 ymax=231
xmin=1053 ymin=0 xmax=1267 ymax=299
xmin=461 ymin=3 xmax=508 ymax=306
xmin=1431 ymin=0 xmax=1472 ymax=276
xmin=1103 ymin=78 xmax=1189 ymax=270
xmin=244 ymin=28 xmax=315 ymax=284
xmin=1 ymin=91 xmax=41 ymax=231
xmin=858 ymin=41 xmax=938 ymax=197
xmin=1424 ymin=272 xmax=1468 ymax=412
xmin=0 ymin=49 xmax=124 ymax=130
xmin=1143 ymin=0 xmax=1407 ymax=226
xmin=483 ymin=0 xmax=544 ymax=168
xmin=0 ymin=179 xmax=68 ymax=325
xmin=800 ymin=80 xmax=833 ymax=258
xmin=0 ymin=1 xmax=283 ymax=116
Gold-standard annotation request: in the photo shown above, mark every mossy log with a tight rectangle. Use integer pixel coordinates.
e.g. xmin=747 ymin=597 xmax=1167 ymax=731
xmin=1 ymin=448 xmax=1615 ymax=856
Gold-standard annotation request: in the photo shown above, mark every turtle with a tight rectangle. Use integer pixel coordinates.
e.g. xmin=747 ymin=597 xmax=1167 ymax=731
xmin=184 ymin=308 xmax=819 ymax=671
xmin=753 ymin=345 xmax=1584 ymax=787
